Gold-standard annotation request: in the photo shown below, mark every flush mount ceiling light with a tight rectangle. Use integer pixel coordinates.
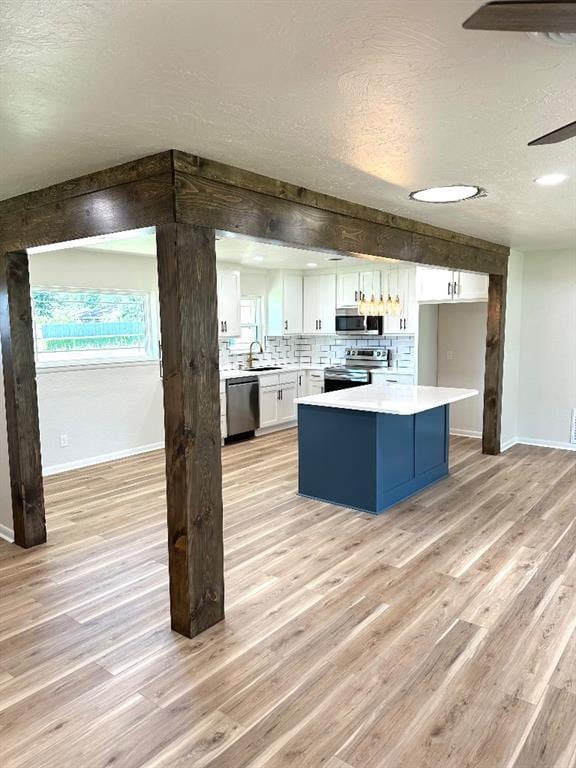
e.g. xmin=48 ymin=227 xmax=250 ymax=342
xmin=534 ymin=173 xmax=569 ymax=186
xmin=409 ymin=185 xmax=485 ymax=203
xmin=306 ymin=262 xmax=318 ymax=268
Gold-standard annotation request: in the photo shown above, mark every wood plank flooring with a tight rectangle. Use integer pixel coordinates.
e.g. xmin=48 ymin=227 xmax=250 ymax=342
xmin=0 ymin=431 xmax=575 ymax=767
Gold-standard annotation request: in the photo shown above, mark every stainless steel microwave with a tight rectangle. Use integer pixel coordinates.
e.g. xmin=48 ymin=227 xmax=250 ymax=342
xmin=335 ymin=307 xmax=384 ymax=335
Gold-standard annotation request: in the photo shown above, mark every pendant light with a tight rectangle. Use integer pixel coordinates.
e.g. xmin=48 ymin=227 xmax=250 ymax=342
xmin=358 ymin=292 xmax=368 ymax=315
xmin=385 ymin=269 xmax=393 ymax=315
xmin=394 ymin=268 xmax=401 ymax=316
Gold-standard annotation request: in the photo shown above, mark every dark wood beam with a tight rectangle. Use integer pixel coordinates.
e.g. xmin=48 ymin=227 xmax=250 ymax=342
xmin=0 ymin=152 xmax=173 ymax=216
xmin=0 ymin=251 xmax=46 ymax=547
xmin=175 ymin=172 xmax=507 ymax=275
xmin=155 ymin=222 xmax=224 ymax=637
xmin=0 ymin=174 xmax=175 ymax=252
xmin=483 ymin=272 xmax=507 ymax=455
xmin=173 ymin=150 xmax=509 ymax=258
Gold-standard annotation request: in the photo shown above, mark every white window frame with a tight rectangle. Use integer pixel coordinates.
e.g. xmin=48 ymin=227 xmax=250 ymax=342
xmin=229 ymin=295 xmax=263 ymax=354
xmin=31 ymin=285 xmax=160 ymax=370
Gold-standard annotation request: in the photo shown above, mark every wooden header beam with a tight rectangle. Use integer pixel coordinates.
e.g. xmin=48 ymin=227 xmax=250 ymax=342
xmin=0 ymin=149 xmax=509 ymax=642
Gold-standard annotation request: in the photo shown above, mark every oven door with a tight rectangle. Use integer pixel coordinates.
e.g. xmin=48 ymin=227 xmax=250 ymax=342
xmin=324 ymin=378 xmax=368 ymax=392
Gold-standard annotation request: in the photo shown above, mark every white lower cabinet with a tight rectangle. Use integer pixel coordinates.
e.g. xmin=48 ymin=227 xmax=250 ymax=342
xmin=305 ymin=369 xmax=325 ymax=395
xmin=370 ymin=371 xmax=415 ymax=385
xmin=259 ymin=386 xmax=280 ymax=429
xmin=258 ymin=372 xmax=299 ymax=429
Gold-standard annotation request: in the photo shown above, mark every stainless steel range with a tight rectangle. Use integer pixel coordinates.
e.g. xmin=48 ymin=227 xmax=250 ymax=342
xmin=324 ymin=347 xmax=390 ymax=392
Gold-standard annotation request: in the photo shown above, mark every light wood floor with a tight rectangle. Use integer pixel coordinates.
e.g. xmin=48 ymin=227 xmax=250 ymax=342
xmin=0 ymin=431 xmax=575 ymax=767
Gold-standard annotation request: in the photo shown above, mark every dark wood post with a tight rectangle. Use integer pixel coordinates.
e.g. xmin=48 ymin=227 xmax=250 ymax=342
xmin=155 ymin=223 xmax=224 ymax=637
xmin=482 ymin=272 xmax=507 ymax=455
xmin=0 ymin=251 xmax=46 ymax=547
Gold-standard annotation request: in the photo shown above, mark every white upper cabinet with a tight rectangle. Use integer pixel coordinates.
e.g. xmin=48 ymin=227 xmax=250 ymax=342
xmin=383 ymin=267 xmax=416 ymax=333
xmin=267 ymin=271 xmax=303 ymax=335
xmin=336 ymin=272 xmax=360 ymax=307
xmin=455 ymin=271 xmax=489 ymax=301
xmin=217 ymin=270 xmax=241 ymax=337
xmin=303 ymin=274 xmax=336 ymax=334
xmin=337 ymin=270 xmax=383 ymax=307
xmin=360 ymin=270 xmax=382 ymax=301
xmin=416 ymin=266 xmax=487 ymax=303
xmin=416 ymin=266 xmax=454 ymax=303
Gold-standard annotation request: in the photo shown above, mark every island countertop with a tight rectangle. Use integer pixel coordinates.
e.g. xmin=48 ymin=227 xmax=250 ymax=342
xmin=295 ymin=383 xmax=478 ymax=416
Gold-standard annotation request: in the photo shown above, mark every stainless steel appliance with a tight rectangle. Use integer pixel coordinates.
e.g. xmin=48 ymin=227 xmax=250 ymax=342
xmin=335 ymin=307 xmax=384 ymax=336
xmin=226 ymin=376 xmax=259 ymax=440
xmin=324 ymin=347 xmax=389 ymax=392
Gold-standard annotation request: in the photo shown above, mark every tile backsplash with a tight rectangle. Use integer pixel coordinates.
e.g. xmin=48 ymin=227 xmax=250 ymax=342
xmin=219 ymin=334 xmax=415 ymax=371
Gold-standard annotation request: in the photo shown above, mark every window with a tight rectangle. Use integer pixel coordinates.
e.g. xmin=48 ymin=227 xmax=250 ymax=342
xmin=229 ymin=296 xmax=262 ymax=353
xmin=31 ymin=288 xmax=158 ymax=367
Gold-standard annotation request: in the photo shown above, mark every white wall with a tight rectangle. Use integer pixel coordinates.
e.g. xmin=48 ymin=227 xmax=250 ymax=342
xmin=0 ymin=344 xmax=13 ymax=539
xmin=515 ymin=249 xmax=576 ymax=448
xmin=501 ymin=250 xmax=524 ymax=448
xmin=437 ymin=302 xmax=488 ymax=436
xmin=30 ymin=249 xmax=165 ymax=474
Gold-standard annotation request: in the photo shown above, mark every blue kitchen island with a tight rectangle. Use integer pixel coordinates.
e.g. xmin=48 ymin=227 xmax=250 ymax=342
xmin=296 ymin=384 xmax=477 ymax=515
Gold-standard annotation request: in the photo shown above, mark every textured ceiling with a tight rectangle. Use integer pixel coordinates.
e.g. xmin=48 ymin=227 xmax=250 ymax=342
xmin=1 ymin=0 xmax=575 ymax=250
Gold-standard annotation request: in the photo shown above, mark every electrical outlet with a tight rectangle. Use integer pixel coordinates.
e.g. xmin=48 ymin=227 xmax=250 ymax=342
xmin=59 ymin=434 xmax=69 ymax=448
xmin=571 ymin=409 xmax=576 ymax=445
xmin=446 ymin=351 xmax=455 ymax=361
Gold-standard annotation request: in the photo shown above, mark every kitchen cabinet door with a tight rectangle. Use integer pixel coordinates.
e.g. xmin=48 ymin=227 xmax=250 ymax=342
xmin=278 ymin=384 xmax=297 ymax=422
xmin=283 ymin=274 xmax=303 ymax=333
xmin=309 ymin=380 xmax=325 ymax=395
xmin=217 ymin=270 xmax=241 ymax=336
xmin=303 ymin=274 xmax=335 ymax=334
xmin=259 ymin=386 xmax=279 ymax=428
xmin=360 ymin=270 xmax=382 ymax=301
xmin=317 ymin=274 xmax=336 ymax=333
xmin=416 ymin=266 xmax=453 ymax=303
xmin=399 ymin=267 xmax=417 ymax=332
xmin=456 ymin=271 xmax=489 ymax=301
xmin=303 ymin=275 xmax=319 ymax=334
xmin=337 ymin=272 xmax=360 ymax=307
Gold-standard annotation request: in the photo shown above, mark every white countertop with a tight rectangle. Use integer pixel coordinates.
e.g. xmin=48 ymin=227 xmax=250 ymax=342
xmin=219 ymin=364 xmax=413 ymax=381
xmin=295 ymin=384 xmax=478 ymax=415
xmin=220 ymin=364 xmax=326 ymax=380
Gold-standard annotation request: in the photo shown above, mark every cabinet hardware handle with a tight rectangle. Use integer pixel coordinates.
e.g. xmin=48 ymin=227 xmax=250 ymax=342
xmin=453 ymin=281 xmax=458 ymax=296
xmin=319 ymin=319 xmax=322 ymax=330
xmin=284 ymin=320 xmax=288 ymax=331
xmin=448 ymin=282 xmax=452 ymax=296
xmin=354 ymin=290 xmax=358 ymax=301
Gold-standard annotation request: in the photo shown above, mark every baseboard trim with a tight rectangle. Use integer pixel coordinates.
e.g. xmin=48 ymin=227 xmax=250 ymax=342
xmin=43 ymin=441 xmax=165 ymax=477
xmin=516 ymin=437 xmax=576 ymax=453
xmin=255 ymin=420 xmax=297 ymax=436
xmin=500 ymin=438 xmax=518 ymax=453
xmin=0 ymin=523 xmax=15 ymax=543
xmin=450 ymin=429 xmax=482 ymax=439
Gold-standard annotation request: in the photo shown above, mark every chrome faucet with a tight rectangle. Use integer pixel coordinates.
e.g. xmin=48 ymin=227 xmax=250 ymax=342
xmin=246 ymin=340 xmax=263 ymax=369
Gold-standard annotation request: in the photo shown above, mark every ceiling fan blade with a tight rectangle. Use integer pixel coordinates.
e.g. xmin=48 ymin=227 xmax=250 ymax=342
xmin=528 ymin=120 xmax=576 ymax=145
xmin=463 ymin=2 xmax=576 ymax=32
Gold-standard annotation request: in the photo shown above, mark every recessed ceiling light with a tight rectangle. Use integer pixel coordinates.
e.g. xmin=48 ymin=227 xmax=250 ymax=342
xmin=534 ymin=173 xmax=569 ymax=186
xmin=306 ymin=262 xmax=318 ymax=268
xmin=252 ymin=256 xmax=264 ymax=261
xmin=409 ymin=185 xmax=485 ymax=204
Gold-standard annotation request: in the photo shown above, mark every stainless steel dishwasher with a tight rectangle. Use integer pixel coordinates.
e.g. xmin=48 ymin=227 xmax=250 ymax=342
xmin=226 ymin=376 xmax=259 ymax=441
